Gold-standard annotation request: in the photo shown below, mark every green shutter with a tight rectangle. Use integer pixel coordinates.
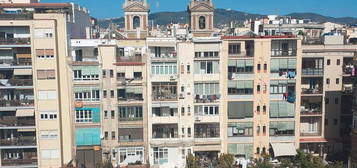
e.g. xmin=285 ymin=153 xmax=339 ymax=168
xmin=237 ymin=81 xmax=245 ymax=89
xmin=279 ymin=59 xmax=288 ymax=69
xmin=228 ymin=60 xmax=237 ymax=66
xmin=270 ymin=102 xmax=279 ymax=118
xmin=228 ymin=144 xmax=238 ymax=154
xmin=288 ymin=59 xmax=297 ymax=69
xmin=228 ymin=102 xmax=241 ymax=119
xmin=244 ymin=81 xmax=254 ymax=89
xmin=245 ymin=59 xmax=254 ymax=66
xmin=92 ymin=107 xmax=100 ymax=123
xmin=76 ymin=127 xmax=101 ymax=146
xmin=271 ymin=59 xmax=280 ymax=72
xmin=237 ymin=60 xmax=245 ymax=68
xmin=73 ymin=66 xmax=99 ymax=76
xmin=244 ymin=102 xmax=253 ymax=118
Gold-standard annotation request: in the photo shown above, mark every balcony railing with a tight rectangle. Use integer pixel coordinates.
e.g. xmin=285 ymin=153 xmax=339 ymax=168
xmin=117 ymin=56 xmax=142 ymax=63
xmin=119 ymin=117 xmax=143 ymax=121
xmin=1 ymin=158 xmax=37 ymax=166
xmin=0 ymin=119 xmax=35 ymax=127
xmin=301 ymin=108 xmax=322 ymax=115
xmin=8 ymin=79 xmax=33 ymax=86
xmin=301 ymin=88 xmax=323 ymax=95
xmin=0 ymin=13 xmax=33 ymax=20
xmin=194 ymin=94 xmax=220 ymax=103
xmin=0 ymin=99 xmax=34 ymax=107
xmin=301 ymin=132 xmax=322 ymax=136
xmin=0 ymin=38 xmax=30 ymax=45
xmin=302 ymin=69 xmax=324 ymax=76
xmin=271 ymin=49 xmax=297 ymax=57
xmin=119 ymin=138 xmax=143 ymax=142
xmin=0 ymin=138 xmax=36 ymax=146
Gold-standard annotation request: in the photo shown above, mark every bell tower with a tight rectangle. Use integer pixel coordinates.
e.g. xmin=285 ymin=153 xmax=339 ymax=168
xmin=123 ymin=0 xmax=150 ymax=39
xmin=188 ymin=0 xmax=215 ymax=37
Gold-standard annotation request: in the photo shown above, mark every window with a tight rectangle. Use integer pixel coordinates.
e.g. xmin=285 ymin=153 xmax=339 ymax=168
xmin=264 ymin=64 xmax=267 ymax=71
xmin=269 ymin=121 xmax=295 ymax=136
xmin=152 ymin=107 xmax=178 ymax=117
xmin=152 ymin=82 xmax=177 ymax=101
xmin=151 ymin=62 xmax=178 ymax=75
xmin=181 ymin=86 xmax=185 ymax=92
xmin=228 ymin=101 xmax=253 ymax=119
xmin=256 ymin=147 xmax=260 ymax=154
xmin=117 ymin=72 xmax=125 ymax=80
xmin=38 ymin=90 xmax=56 ymax=100
xmin=104 ymin=132 xmax=108 ymax=140
xmin=93 ymin=48 xmax=99 ymax=56
xmin=75 ymin=109 xmax=93 ymax=123
xmin=263 ymin=106 xmax=267 ymax=113
xmin=104 ymin=110 xmax=108 ymax=118
xmin=111 ymin=131 xmax=116 ymax=140
xmin=75 ymin=50 xmax=83 ymax=61
xmin=228 ymin=80 xmax=253 ymax=95
xmin=40 ymin=111 xmax=57 ymax=120
xmin=257 ymin=64 xmax=261 ymax=71
xmin=228 ymin=59 xmax=254 ymax=76
xmin=73 ymin=66 xmax=99 ymax=81
xmin=102 ymin=70 xmax=106 ymax=78
xmin=110 ymin=70 xmax=114 ymax=78
xmin=111 ymin=110 xmax=115 ymax=119
xmin=270 ymin=58 xmax=297 ymax=74
xmin=257 ymin=126 xmax=260 ymax=134
xmin=336 ymin=78 xmax=340 ymax=84
xmin=271 ymin=40 xmax=297 ymax=56
xmin=103 ymin=90 xmax=107 ymax=98
xmin=134 ymin=72 xmax=142 ymax=79
xmin=110 ymin=90 xmax=115 ymax=98
xmin=199 ymin=16 xmax=206 ymax=29
xmin=257 ymin=85 xmax=261 ymax=92
xmin=337 ymin=59 xmax=340 ymax=65
xmin=194 ymin=123 xmax=220 ymax=138
xmin=270 ymin=80 xmax=296 ymax=94
xmin=326 ymin=78 xmax=330 ymax=84
xmin=36 ymin=49 xmax=55 ymax=59
xmin=133 ymin=16 xmax=141 ymax=29
xmin=118 ymin=87 xmax=143 ymax=101
xmin=229 ymin=43 xmax=241 ymax=54
xmin=257 ymin=106 xmax=260 ymax=112
xmin=152 ymin=124 xmax=178 ymax=138
xmin=153 ymin=147 xmax=168 ymax=164
xmin=37 ymin=70 xmax=56 ymax=80
xmin=181 ymin=64 xmax=184 ymax=74
xmin=195 ymin=52 xmax=219 ymax=58
xmin=188 ymin=127 xmax=191 ymax=137
xmin=194 ymin=61 xmax=219 ymax=74
xmin=335 ymin=98 xmax=339 ymax=104
xmin=40 ymin=130 xmax=58 ymax=139
xmin=74 ymin=87 xmax=100 ymax=101
xmin=194 ymin=82 xmax=220 ymax=96
xmin=327 ymin=59 xmax=331 ymax=65
xmin=119 ymin=106 xmax=143 ymax=121
xmin=41 ymin=149 xmax=59 ymax=159
xmin=228 ymin=122 xmax=253 ymax=137
xmin=181 ymin=107 xmax=185 ymax=116
xmin=119 ymin=147 xmax=144 ymax=163
xmin=194 ymin=105 xmax=219 ymax=116
xmin=270 ymin=101 xmax=295 ymax=118
xmin=187 ymin=65 xmax=191 ymax=73
xmin=263 ymin=126 xmax=266 ymax=134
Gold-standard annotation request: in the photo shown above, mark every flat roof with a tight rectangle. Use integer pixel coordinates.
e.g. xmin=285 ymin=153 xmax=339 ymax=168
xmin=0 ymin=3 xmax=72 ymax=8
xmin=222 ymin=35 xmax=297 ymax=40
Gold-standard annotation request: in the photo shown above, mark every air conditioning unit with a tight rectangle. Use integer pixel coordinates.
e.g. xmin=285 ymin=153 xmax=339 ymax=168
xmin=170 ymin=75 xmax=177 ymax=80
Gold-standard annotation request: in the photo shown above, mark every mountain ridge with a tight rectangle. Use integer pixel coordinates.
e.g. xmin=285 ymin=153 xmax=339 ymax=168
xmin=97 ymin=9 xmax=357 ymax=28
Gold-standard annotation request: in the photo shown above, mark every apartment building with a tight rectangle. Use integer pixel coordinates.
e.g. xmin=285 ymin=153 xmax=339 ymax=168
xmin=351 ymin=64 xmax=357 ymax=167
xmin=300 ymin=35 xmax=357 ymax=161
xmin=0 ymin=2 xmax=92 ymax=168
xmin=222 ymin=36 xmax=302 ymax=160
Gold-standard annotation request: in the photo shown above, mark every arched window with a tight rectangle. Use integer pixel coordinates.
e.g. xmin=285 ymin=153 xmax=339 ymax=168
xmin=199 ymin=16 xmax=206 ymax=29
xmin=133 ymin=16 xmax=140 ymax=29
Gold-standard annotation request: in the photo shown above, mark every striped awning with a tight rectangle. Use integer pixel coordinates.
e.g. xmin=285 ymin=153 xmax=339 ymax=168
xmin=271 ymin=143 xmax=297 ymax=157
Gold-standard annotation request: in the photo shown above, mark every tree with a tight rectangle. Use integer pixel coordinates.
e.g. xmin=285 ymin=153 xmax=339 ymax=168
xmin=186 ymin=153 xmax=200 ymax=168
xmin=217 ymin=153 xmax=235 ymax=168
xmin=249 ymin=154 xmax=273 ymax=168
xmin=96 ymin=159 xmax=113 ymax=168
xmin=326 ymin=161 xmax=343 ymax=168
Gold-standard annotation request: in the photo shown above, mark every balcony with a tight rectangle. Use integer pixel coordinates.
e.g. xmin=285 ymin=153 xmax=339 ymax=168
xmin=301 ymin=88 xmax=323 ymax=95
xmin=117 ymin=88 xmax=143 ymax=102
xmin=2 ymin=158 xmax=37 ymax=166
xmin=152 ymin=124 xmax=178 ymax=139
xmin=302 ymin=69 xmax=324 ymax=76
xmin=150 ymin=46 xmax=177 ymax=61
xmin=0 ymin=38 xmax=30 ymax=46
xmin=0 ymin=79 xmax=33 ymax=89
xmin=194 ymin=94 xmax=220 ymax=103
xmin=300 ymin=107 xmax=322 ymax=116
xmin=116 ymin=56 xmax=144 ymax=66
xmin=118 ymin=128 xmax=143 ymax=143
xmin=0 ymin=99 xmax=34 ymax=108
xmin=0 ymin=119 xmax=35 ymax=127
xmin=301 ymin=77 xmax=323 ymax=95
xmin=1 ymin=149 xmax=37 ymax=166
xmin=152 ymin=82 xmax=177 ymax=101
xmin=0 ymin=137 xmax=36 ymax=147
xmin=271 ymin=40 xmax=297 ymax=57
xmin=300 ymin=117 xmax=322 ymax=137
xmin=0 ymin=13 xmax=33 ymax=20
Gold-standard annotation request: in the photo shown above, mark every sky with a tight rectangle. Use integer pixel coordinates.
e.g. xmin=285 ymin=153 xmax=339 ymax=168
xmin=41 ymin=0 xmax=357 ymax=19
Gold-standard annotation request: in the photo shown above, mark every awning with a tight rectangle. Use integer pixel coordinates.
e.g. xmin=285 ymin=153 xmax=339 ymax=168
xmin=16 ymin=54 xmax=31 ymax=59
xmin=14 ymin=69 xmax=32 ymax=76
xmin=16 ymin=109 xmax=34 ymax=117
xmin=300 ymin=138 xmax=327 ymax=143
xmin=271 ymin=143 xmax=297 ymax=157
xmin=152 ymin=103 xmax=178 ymax=108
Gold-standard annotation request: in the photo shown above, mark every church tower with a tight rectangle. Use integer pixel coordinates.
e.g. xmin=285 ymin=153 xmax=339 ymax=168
xmin=123 ymin=0 xmax=150 ymax=39
xmin=188 ymin=0 xmax=215 ymax=37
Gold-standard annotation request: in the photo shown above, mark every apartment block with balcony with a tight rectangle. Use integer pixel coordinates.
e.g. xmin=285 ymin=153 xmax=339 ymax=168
xmin=300 ymin=35 xmax=357 ymax=161
xmin=222 ymin=36 xmax=302 ymax=162
xmin=98 ymin=39 xmax=148 ymax=167
xmin=0 ymin=2 xmax=93 ymax=168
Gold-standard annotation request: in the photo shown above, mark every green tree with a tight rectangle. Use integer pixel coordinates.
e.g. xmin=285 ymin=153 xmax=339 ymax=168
xmin=326 ymin=161 xmax=343 ymax=168
xmin=249 ymin=154 xmax=273 ymax=168
xmin=186 ymin=153 xmax=200 ymax=168
xmin=217 ymin=153 xmax=235 ymax=168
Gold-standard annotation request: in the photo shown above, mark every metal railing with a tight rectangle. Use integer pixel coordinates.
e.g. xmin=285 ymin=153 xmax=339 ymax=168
xmin=0 ymin=99 xmax=34 ymax=107
xmin=1 ymin=158 xmax=37 ymax=166
xmin=0 ymin=38 xmax=30 ymax=45
xmin=0 ymin=119 xmax=35 ymax=127
xmin=302 ymin=69 xmax=324 ymax=76
xmin=0 ymin=13 xmax=33 ymax=20
xmin=0 ymin=138 xmax=36 ymax=146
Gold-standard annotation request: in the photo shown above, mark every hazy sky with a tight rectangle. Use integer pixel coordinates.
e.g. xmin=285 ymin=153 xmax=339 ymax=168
xmin=41 ymin=0 xmax=357 ymax=19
